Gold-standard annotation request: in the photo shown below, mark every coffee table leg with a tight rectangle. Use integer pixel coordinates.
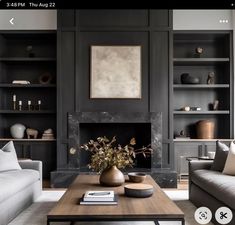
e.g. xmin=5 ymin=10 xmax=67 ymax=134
xmin=70 ymin=222 xmax=75 ymax=225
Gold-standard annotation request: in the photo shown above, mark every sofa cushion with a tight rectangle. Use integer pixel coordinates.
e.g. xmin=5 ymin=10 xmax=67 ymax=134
xmin=211 ymin=140 xmax=229 ymax=172
xmin=223 ymin=141 xmax=235 ymax=175
xmin=0 ymin=169 xmax=40 ymax=202
xmin=191 ymin=169 xmax=235 ymax=210
xmin=0 ymin=141 xmax=21 ymax=172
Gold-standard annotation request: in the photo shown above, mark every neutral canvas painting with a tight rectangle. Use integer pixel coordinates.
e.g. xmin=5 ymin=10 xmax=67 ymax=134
xmin=90 ymin=46 xmax=141 ymax=98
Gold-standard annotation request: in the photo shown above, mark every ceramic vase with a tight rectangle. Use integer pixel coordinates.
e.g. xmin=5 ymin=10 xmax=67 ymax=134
xmin=99 ymin=165 xmax=125 ymax=187
xmin=196 ymin=120 xmax=215 ymax=139
xmin=10 ymin=123 xmax=26 ymax=139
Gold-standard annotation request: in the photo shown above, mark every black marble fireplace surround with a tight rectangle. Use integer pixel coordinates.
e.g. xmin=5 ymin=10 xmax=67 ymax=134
xmin=51 ymin=112 xmax=177 ymax=188
xmin=69 ymin=112 xmax=162 ymax=171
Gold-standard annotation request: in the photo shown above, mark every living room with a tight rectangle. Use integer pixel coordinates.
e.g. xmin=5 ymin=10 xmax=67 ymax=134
xmin=0 ymin=6 xmax=235 ymax=225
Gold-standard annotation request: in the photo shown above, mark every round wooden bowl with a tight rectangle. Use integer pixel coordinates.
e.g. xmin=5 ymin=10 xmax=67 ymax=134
xmin=128 ymin=172 xmax=146 ymax=183
xmin=124 ymin=183 xmax=154 ymax=198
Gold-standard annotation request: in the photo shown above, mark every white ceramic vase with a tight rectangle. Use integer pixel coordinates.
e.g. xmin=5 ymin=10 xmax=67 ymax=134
xmin=10 ymin=123 xmax=26 ymax=139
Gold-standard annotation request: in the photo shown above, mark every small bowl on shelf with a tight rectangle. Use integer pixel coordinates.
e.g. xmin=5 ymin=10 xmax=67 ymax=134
xmin=128 ymin=172 xmax=146 ymax=183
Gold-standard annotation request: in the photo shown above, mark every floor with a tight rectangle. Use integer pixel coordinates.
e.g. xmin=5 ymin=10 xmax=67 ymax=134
xmin=177 ymin=179 xmax=189 ymax=190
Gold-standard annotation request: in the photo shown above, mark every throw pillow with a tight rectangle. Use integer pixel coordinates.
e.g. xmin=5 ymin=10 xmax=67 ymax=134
xmin=223 ymin=141 xmax=235 ymax=175
xmin=0 ymin=141 xmax=22 ymax=172
xmin=211 ymin=140 xmax=229 ymax=171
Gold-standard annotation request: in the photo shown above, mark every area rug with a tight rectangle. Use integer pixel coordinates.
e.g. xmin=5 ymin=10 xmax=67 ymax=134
xmin=9 ymin=190 xmax=213 ymax=225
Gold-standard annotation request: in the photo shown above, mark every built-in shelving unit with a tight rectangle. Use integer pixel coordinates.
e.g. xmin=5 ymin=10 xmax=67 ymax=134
xmin=173 ymin=31 xmax=233 ymax=140
xmin=0 ymin=31 xmax=57 ymax=180
xmin=173 ymin=31 xmax=233 ymax=180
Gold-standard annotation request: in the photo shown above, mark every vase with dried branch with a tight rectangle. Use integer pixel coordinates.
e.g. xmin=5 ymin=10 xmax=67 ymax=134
xmin=80 ymin=136 xmax=152 ymax=186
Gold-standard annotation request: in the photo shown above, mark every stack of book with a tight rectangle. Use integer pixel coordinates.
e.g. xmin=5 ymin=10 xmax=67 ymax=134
xmin=80 ymin=190 xmax=118 ymax=205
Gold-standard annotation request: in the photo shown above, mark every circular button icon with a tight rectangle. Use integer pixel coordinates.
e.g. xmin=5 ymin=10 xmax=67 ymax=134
xmin=194 ymin=207 xmax=212 ymax=224
xmin=215 ymin=207 xmax=233 ymax=224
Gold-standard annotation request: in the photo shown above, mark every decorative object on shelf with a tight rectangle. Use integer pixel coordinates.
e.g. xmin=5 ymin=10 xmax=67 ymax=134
xmin=207 ymin=72 xmax=215 ymax=84
xmin=26 ymin=128 xmax=38 ymax=139
xmin=10 ymin=123 xmax=26 ymax=139
xmin=175 ymin=130 xmax=190 ymax=139
xmin=179 ymin=106 xmax=201 ymax=111
xmin=18 ymin=100 xmax=22 ymax=111
xmin=90 ymin=45 xmax=141 ymax=99
xmin=194 ymin=47 xmax=203 ymax=57
xmin=213 ymin=100 xmax=219 ymax=110
xmin=128 ymin=172 xmax=146 ymax=183
xmin=196 ymin=120 xmax=215 ymax=139
xmin=26 ymin=45 xmax=35 ymax=58
xmin=42 ymin=128 xmax=54 ymax=139
xmin=209 ymin=100 xmax=219 ymax=111
xmin=207 ymin=151 xmax=216 ymax=159
xmin=27 ymin=100 xmax=33 ymax=111
xmin=38 ymin=72 xmax=53 ymax=84
xmin=80 ymin=136 xmax=152 ymax=187
xmin=190 ymin=107 xmax=201 ymax=111
xmin=35 ymin=100 xmax=41 ymax=111
xmin=124 ymin=183 xmax=154 ymax=198
xmin=12 ymin=80 xmax=30 ymax=85
xmin=198 ymin=145 xmax=208 ymax=158
xmin=12 ymin=94 xmax=16 ymax=110
xmin=181 ymin=73 xmax=200 ymax=84
xmin=181 ymin=106 xmax=190 ymax=111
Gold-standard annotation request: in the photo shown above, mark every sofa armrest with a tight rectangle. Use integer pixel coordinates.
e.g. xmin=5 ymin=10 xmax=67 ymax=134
xmin=18 ymin=160 xmax=42 ymax=188
xmin=189 ymin=160 xmax=213 ymax=173
xmin=188 ymin=160 xmax=213 ymax=195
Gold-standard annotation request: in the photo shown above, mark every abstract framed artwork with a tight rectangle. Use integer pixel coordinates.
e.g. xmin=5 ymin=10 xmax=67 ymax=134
xmin=90 ymin=45 xmax=142 ymax=99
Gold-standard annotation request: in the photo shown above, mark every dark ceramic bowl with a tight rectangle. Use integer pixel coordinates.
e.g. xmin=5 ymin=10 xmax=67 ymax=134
xmin=124 ymin=183 xmax=154 ymax=198
xmin=128 ymin=172 xmax=146 ymax=183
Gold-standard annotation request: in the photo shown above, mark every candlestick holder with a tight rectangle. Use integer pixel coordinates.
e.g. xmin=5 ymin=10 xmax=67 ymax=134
xmin=13 ymin=94 xmax=16 ymax=110
xmin=18 ymin=100 xmax=22 ymax=111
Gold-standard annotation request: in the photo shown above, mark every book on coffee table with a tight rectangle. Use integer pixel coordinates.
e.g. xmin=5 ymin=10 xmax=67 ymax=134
xmin=84 ymin=190 xmax=114 ymax=202
xmin=80 ymin=194 xmax=118 ymax=205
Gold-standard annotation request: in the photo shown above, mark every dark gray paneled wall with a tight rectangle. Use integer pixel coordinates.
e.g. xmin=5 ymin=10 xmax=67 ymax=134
xmin=57 ymin=10 xmax=172 ymax=170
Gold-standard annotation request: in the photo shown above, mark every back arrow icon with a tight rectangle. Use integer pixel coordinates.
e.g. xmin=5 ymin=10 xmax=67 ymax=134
xmin=10 ymin=18 xmax=14 ymax=25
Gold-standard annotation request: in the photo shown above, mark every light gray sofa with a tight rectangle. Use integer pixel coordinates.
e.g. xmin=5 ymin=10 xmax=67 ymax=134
xmin=0 ymin=160 xmax=42 ymax=225
xmin=189 ymin=160 xmax=235 ymax=225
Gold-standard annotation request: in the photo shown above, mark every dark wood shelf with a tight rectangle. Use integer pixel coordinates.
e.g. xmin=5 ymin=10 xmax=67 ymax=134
xmin=174 ymin=110 xmax=230 ymax=115
xmin=174 ymin=58 xmax=229 ymax=65
xmin=174 ymin=138 xmax=233 ymax=142
xmin=0 ymin=110 xmax=56 ymax=114
xmin=173 ymin=84 xmax=230 ymax=89
xmin=0 ymin=57 xmax=56 ymax=62
xmin=0 ymin=84 xmax=56 ymax=88
xmin=0 ymin=138 xmax=56 ymax=142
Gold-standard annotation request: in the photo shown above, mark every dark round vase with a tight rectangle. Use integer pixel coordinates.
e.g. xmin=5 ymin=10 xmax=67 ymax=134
xmin=99 ymin=165 xmax=125 ymax=187
xmin=181 ymin=73 xmax=200 ymax=84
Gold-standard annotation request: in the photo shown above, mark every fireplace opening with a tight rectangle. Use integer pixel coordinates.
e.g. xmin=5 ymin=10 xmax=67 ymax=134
xmin=79 ymin=123 xmax=151 ymax=171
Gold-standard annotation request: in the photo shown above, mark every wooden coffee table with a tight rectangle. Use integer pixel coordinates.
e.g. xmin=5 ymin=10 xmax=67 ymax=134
xmin=47 ymin=175 xmax=184 ymax=225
